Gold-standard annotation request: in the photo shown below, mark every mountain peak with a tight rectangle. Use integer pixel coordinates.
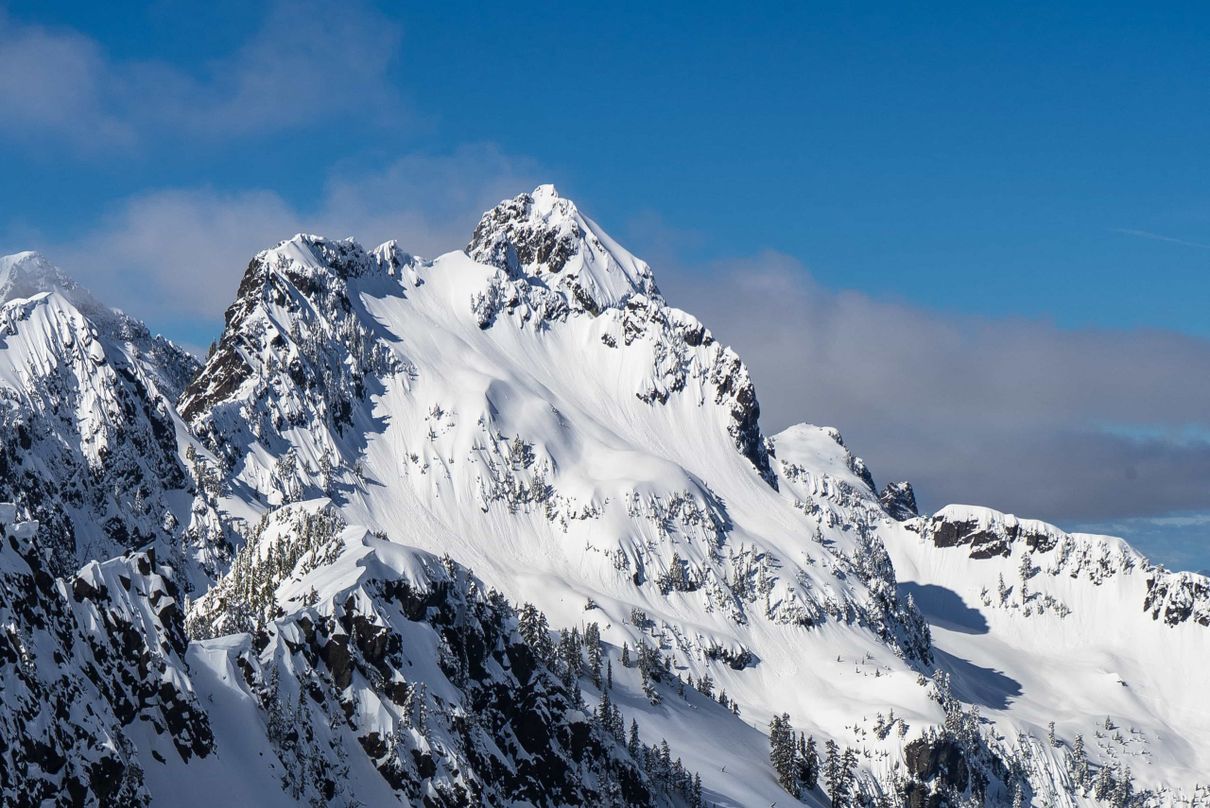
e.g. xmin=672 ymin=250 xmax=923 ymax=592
xmin=466 ymin=186 xmax=660 ymax=315
xmin=531 ymin=182 xmax=561 ymax=205
xmin=0 ymin=251 xmax=81 ymax=303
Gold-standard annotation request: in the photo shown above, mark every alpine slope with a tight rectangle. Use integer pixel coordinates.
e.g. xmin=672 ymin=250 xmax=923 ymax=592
xmin=0 ymin=186 xmax=1207 ymax=807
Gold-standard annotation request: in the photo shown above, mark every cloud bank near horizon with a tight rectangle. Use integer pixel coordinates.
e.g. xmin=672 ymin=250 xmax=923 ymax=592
xmin=655 ymin=250 xmax=1210 ymax=536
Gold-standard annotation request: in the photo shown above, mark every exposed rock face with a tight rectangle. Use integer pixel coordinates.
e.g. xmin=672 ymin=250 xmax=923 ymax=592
xmin=901 ymin=736 xmax=975 ymax=808
xmin=880 ymin=481 xmax=919 ymax=521
xmin=905 ymin=736 xmax=969 ymax=791
xmin=178 ymin=236 xmax=405 ymax=507
xmin=1144 ymin=570 xmax=1210 ymax=627
xmin=0 ymin=499 xmax=687 ymax=807
xmin=217 ymin=537 xmax=666 ymax=807
xmin=466 ymin=184 xmax=660 ymax=316
xmin=0 ymin=504 xmax=213 ymax=808
xmin=916 ymin=505 xmax=1064 ymax=560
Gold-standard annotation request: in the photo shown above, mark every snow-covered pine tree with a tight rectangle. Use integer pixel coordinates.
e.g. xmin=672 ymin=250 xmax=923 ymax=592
xmin=824 ymin=739 xmax=846 ymax=805
xmin=800 ymin=733 xmax=820 ymax=790
xmin=697 ymin=670 xmax=714 ymax=698
xmin=1070 ymin=734 xmax=1089 ymax=787
xmin=1094 ymin=765 xmax=1114 ymax=800
xmin=518 ymin=602 xmax=553 ymax=660
xmin=1113 ymin=767 xmax=1132 ymax=807
xmin=769 ymin=713 xmax=799 ymax=795
xmin=640 ymin=660 xmax=660 ymax=704
xmin=585 ymin=622 xmax=603 ymax=687
xmin=840 ymin=747 xmax=859 ymax=801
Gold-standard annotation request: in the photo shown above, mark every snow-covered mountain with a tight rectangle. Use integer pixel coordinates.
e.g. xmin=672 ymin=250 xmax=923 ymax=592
xmin=1 ymin=187 xmax=1208 ymax=807
xmin=0 ymin=253 xmax=221 ymax=577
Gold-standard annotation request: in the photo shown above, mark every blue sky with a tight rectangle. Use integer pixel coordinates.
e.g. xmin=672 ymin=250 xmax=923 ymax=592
xmin=2 ymin=1 xmax=1209 ymax=570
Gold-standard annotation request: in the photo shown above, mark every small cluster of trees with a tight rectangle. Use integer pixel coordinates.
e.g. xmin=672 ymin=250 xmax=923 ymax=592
xmin=517 ymin=604 xmax=707 ymax=807
xmin=1068 ymin=734 xmax=1137 ymax=807
xmin=594 ymin=689 xmax=703 ymax=806
xmin=186 ymin=506 xmax=345 ymax=638
xmin=769 ymin=713 xmax=860 ymax=804
xmin=655 ymin=551 xmax=700 ymax=594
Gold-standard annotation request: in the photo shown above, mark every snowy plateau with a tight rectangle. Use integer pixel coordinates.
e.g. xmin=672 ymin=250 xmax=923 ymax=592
xmin=0 ymin=185 xmax=1208 ymax=807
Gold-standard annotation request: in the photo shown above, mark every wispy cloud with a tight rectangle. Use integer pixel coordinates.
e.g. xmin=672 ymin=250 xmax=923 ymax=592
xmin=0 ymin=0 xmax=406 ymax=151
xmin=17 ymin=144 xmax=539 ymax=325
xmin=1113 ymin=228 xmax=1210 ymax=251
xmin=650 ymin=246 xmax=1210 ymax=535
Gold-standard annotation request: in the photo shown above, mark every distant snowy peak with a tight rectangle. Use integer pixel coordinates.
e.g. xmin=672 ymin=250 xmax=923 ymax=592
xmin=0 ymin=251 xmax=199 ymax=399
xmin=771 ymin=423 xmax=879 ymax=499
xmin=0 ymin=250 xmax=81 ymax=301
xmin=913 ymin=503 xmax=1210 ymax=627
xmin=918 ymin=504 xmax=1115 ymax=561
xmin=0 ymin=253 xmax=209 ymax=574
xmin=467 ymin=185 xmax=660 ymax=315
xmin=238 ymin=234 xmax=411 ymax=287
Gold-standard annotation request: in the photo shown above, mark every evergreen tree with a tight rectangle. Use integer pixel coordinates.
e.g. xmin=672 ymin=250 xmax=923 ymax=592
xmin=640 ymin=665 xmax=660 ymax=704
xmin=585 ymin=622 xmax=603 ymax=688
xmin=1094 ymin=765 xmax=1114 ymax=801
xmin=801 ymin=734 xmax=820 ymax=790
xmin=518 ymin=602 xmax=553 ymax=660
xmin=824 ymin=739 xmax=845 ymax=805
xmin=638 ymin=643 xmax=661 ymax=704
xmin=769 ymin=713 xmax=799 ymax=795
xmin=1113 ymin=766 xmax=1132 ymax=808
xmin=1070 ymin=734 xmax=1089 ymax=788
xmin=840 ymin=747 xmax=859 ymax=802
xmin=558 ymin=630 xmax=577 ymax=689
xmin=598 ymin=686 xmax=614 ymax=729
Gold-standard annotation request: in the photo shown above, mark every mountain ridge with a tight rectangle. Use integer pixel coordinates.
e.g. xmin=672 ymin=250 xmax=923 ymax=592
xmin=0 ymin=187 xmax=1207 ymax=806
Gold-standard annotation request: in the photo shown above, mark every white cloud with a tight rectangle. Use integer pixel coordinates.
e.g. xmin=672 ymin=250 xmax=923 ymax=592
xmin=0 ymin=0 xmax=405 ymax=149
xmin=37 ymin=144 xmax=539 ymax=322
xmin=0 ymin=13 xmax=133 ymax=148
xmin=654 ymin=248 xmax=1210 ymax=525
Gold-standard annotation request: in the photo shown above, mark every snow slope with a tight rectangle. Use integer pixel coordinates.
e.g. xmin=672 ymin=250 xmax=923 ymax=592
xmin=0 ymin=253 xmax=221 ymax=577
xmin=1 ymin=187 xmax=1208 ymax=806
xmin=889 ymin=504 xmax=1210 ymax=799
